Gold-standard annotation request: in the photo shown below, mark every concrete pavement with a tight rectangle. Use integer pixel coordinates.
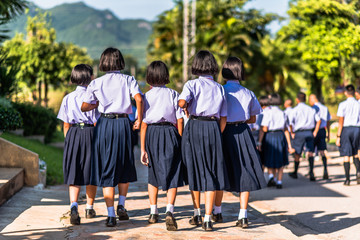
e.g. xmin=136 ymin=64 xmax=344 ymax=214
xmin=0 ymin=148 xmax=359 ymax=239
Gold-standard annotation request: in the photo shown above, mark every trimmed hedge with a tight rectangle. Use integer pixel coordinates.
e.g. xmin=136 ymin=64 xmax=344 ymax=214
xmin=0 ymin=105 xmax=23 ymax=132
xmin=12 ymin=102 xmax=58 ymax=143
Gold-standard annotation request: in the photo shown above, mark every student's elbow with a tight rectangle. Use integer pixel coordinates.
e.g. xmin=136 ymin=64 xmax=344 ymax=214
xmin=178 ymin=99 xmax=187 ymax=108
xmin=134 ymin=93 xmax=143 ymax=104
xmin=81 ymin=102 xmax=87 ymax=112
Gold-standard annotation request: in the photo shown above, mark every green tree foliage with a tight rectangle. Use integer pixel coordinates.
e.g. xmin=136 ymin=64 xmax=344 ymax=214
xmin=148 ymin=0 xmax=277 ymax=90
xmin=277 ymin=0 xmax=360 ymax=100
xmin=3 ymin=11 xmax=93 ymax=106
xmin=0 ymin=0 xmax=27 ymax=41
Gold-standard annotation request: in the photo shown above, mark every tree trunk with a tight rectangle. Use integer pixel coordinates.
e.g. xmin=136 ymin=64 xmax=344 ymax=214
xmin=37 ymin=80 xmax=42 ymax=105
xmin=311 ymin=72 xmax=323 ymax=100
xmin=44 ymin=81 xmax=48 ymax=108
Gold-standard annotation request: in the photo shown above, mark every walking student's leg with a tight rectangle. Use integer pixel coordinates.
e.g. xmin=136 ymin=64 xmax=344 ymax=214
xmin=319 ymin=150 xmax=329 ymax=179
xmin=85 ymin=185 xmax=97 ymax=218
xmin=236 ymin=191 xmax=250 ymax=228
xmin=165 ymin=188 xmax=178 ymax=231
xmin=69 ymin=185 xmax=81 ymax=225
xmin=212 ymin=190 xmax=224 ymax=222
xmin=189 ymin=190 xmax=202 ymax=226
xmin=267 ymin=168 xmax=276 ymax=187
xmin=308 ymin=151 xmax=316 ymax=181
xmin=117 ymin=183 xmax=130 ymax=220
xmin=148 ymin=184 xmax=159 ymax=224
xmin=103 ymin=186 xmax=117 ymax=227
xmin=343 ymin=156 xmax=351 ymax=185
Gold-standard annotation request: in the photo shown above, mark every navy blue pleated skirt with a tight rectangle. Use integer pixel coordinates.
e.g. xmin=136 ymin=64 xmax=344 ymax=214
xmin=223 ymin=123 xmax=266 ymax=192
xmin=182 ymin=119 xmax=229 ymax=191
xmin=146 ymin=124 xmax=185 ymax=191
xmin=63 ymin=126 xmax=93 ymax=185
xmin=90 ymin=116 xmax=137 ymax=187
xmin=262 ymin=131 xmax=289 ymax=168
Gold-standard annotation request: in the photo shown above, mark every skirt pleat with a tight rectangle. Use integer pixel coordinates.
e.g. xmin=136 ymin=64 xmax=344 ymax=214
xmin=262 ymin=131 xmax=289 ymax=168
xmin=182 ymin=119 xmax=229 ymax=191
xmin=146 ymin=125 xmax=184 ymax=191
xmin=90 ymin=117 xmax=136 ymax=187
xmin=223 ymin=123 xmax=266 ymax=192
xmin=63 ymin=126 xmax=93 ymax=185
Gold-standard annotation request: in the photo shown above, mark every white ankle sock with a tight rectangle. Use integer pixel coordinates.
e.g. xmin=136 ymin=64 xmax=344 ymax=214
xmin=86 ymin=204 xmax=93 ymax=210
xmin=204 ymin=214 xmax=211 ymax=222
xmin=238 ymin=209 xmax=247 ymax=219
xmin=150 ymin=205 xmax=158 ymax=214
xmin=118 ymin=195 xmax=126 ymax=206
xmin=107 ymin=206 xmax=116 ymax=217
xmin=213 ymin=205 xmax=222 ymax=214
xmin=268 ymin=174 xmax=274 ymax=179
xmin=194 ymin=208 xmax=201 ymax=216
xmin=166 ymin=204 xmax=174 ymax=213
xmin=277 ymin=180 xmax=282 ymax=184
xmin=70 ymin=202 xmax=78 ymax=209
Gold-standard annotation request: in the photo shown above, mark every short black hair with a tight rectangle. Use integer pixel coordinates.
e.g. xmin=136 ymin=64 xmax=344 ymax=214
xmin=258 ymin=96 xmax=269 ymax=107
xmin=297 ymin=92 xmax=306 ymax=102
xmin=70 ymin=64 xmax=93 ymax=86
xmin=99 ymin=47 xmax=125 ymax=72
xmin=270 ymin=93 xmax=282 ymax=106
xmin=146 ymin=61 xmax=170 ymax=86
xmin=345 ymin=84 xmax=355 ymax=96
xmin=191 ymin=50 xmax=219 ymax=77
xmin=222 ymin=56 xmax=245 ymax=81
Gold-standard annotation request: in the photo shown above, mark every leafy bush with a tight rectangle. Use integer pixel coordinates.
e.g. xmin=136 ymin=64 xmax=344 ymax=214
xmin=0 ymin=97 xmax=22 ymax=132
xmin=12 ymin=102 xmax=58 ymax=143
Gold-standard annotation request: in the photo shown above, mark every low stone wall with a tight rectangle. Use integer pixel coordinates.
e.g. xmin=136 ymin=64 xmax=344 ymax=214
xmin=0 ymin=138 xmax=39 ymax=186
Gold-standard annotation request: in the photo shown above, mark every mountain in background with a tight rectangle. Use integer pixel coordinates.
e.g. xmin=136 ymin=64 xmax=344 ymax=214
xmin=4 ymin=2 xmax=153 ymax=65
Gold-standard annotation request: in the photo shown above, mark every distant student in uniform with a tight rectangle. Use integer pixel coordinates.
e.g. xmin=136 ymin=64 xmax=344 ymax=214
xmin=216 ymin=56 xmax=266 ymax=229
xmin=309 ymin=94 xmax=331 ymax=179
xmin=257 ymin=96 xmax=270 ymax=167
xmin=57 ymin=64 xmax=99 ymax=225
xmin=81 ymin=47 xmax=144 ymax=227
xmin=140 ymin=61 xmax=185 ymax=231
xmin=284 ymin=98 xmax=293 ymax=117
xmin=258 ymin=93 xmax=294 ymax=189
xmin=288 ymin=92 xmax=321 ymax=181
xmin=336 ymin=84 xmax=360 ymax=185
xmin=179 ymin=50 xmax=228 ymax=231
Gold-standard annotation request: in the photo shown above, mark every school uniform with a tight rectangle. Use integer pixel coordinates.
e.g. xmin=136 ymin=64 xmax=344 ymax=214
xmin=179 ymin=76 xmax=228 ymax=191
xmin=312 ymin=102 xmax=331 ymax=151
xmin=284 ymin=106 xmax=293 ymax=132
xmin=288 ymin=102 xmax=320 ymax=155
xmin=337 ymin=97 xmax=360 ymax=156
xmin=57 ymin=86 xmax=100 ymax=185
xmin=222 ymin=80 xmax=266 ymax=192
xmin=143 ymin=86 xmax=185 ymax=191
xmin=83 ymin=71 xmax=142 ymax=187
xmin=261 ymin=106 xmax=289 ymax=169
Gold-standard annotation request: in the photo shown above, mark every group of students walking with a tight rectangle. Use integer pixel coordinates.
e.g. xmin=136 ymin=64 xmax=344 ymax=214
xmin=57 ymin=46 xmax=360 ymax=232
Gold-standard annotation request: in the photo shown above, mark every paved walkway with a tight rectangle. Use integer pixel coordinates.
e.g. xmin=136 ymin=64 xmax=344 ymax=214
xmin=0 ymin=148 xmax=359 ymax=239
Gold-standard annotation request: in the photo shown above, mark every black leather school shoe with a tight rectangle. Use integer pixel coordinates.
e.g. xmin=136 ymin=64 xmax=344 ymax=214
xmin=309 ymin=172 xmax=316 ymax=181
xmin=211 ymin=213 xmax=223 ymax=223
xmin=236 ymin=218 xmax=249 ymax=228
xmin=117 ymin=205 xmax=129 ymax=220
xmin=105 ymin=216 xmax=117 ymax=227
xmin=267 ymin=177 xmax=276 ymax=187
xmin=344 ymin=179 xmax=350 ymax=186
xmin=70 ymin=206 xmax=80 ymax=225
xmin=148 ymin=214 xmax=159 ymax=224
xmin=323 ymin=170 xmax=329 ymax=180
xmin=165 ymin=212 xmax=178 ymax=231
xmin=189 ymin=215 xmax=202 ymax=226
xmin=85 ymin=209 xmax=96 ymax=219
xmin=288 ymin=172 xmax=298 ymax=179
xmin=276 ymin=183 xmax=283 ymax=189
xmin=202 ymin=221 xmax=213 ymax=231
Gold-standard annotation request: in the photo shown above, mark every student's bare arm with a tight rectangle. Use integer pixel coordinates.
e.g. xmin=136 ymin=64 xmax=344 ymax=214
xmin=336 ymin=117 xmax=344 ymax=147
xmin=178 ymin=99 xmax=189 ymax=117
xmin=133 ymin=93 xmax=143 ymax=130
xmin=219 ymin=116 xmax=227 ymax=133
xmin=246 ymin=115 xmax=256 ymax=124
xmin=177 ymin=118 xmax=184 ymax=136
xmin=258 ymin=126 xmax=267 ymax=151
xmin=284 ymin=128 xmax=295 ymax=153
xmin=326 ymin=121 xmax=331 ymax=142
xmin=140 ymin=121 xmax=148 ymax=166
xmin=313 ymin=120 xmax=322 ymax=137
xmin=81 ymin=102 xmax=99 ymax=112
xmin=63 ymin=122 xmax=71 ymax=137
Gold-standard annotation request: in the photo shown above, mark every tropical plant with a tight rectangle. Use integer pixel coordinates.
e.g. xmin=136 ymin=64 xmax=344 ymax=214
xmin=0 ymin=0 xmax=27 ymax=42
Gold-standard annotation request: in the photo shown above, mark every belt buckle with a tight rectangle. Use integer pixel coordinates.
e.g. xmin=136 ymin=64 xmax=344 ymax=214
xmin=79 ymin=122 xmax=85 ymax=129
xmin=115 ymin=114 xmax=119 ymax=119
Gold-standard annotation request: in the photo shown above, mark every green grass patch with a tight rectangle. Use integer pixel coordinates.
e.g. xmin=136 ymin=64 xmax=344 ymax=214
xmin=1 ymin=133 xmax=63 ymax=185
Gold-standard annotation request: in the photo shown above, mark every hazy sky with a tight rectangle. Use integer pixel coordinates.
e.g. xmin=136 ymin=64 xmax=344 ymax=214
xmin=31 ymin=0 xmax=289 ymax=31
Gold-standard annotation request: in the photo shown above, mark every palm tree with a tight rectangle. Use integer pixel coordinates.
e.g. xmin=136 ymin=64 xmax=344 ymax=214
xmin=0 ymin=0 xmax=28 ymax=42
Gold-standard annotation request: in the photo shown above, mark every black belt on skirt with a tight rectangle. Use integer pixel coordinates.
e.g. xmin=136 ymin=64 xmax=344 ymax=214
xmin=295 ymin=129 xmax=314 ymax=133
xmin=148 ymin=122 xmax=174 ymax=126
xmin=267 ymin=130 xmax=283 ymax=133
xmin=190 ymin=115 xmax=217 ymax=121
xmin=101 ymin=113 xmax=128 ymax=119
xmin=227 ymin=121 xmax=246 ymax=125
xmin=73 ymin=123 xmax=94 ymax=129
